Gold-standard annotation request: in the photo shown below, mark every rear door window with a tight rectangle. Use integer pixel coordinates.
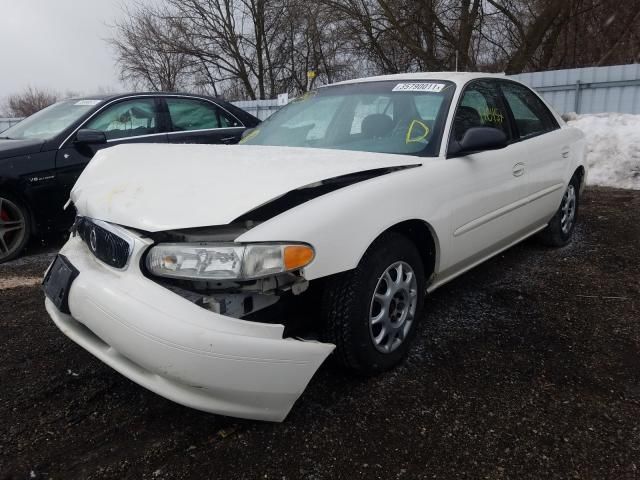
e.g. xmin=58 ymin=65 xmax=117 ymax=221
xmin=166 ymin=98 xmax=242 ymax=132
xmin=499 ymin=81 xmax=559 ymax=139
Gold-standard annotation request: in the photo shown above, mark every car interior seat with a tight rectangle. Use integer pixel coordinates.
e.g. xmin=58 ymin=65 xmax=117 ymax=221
xmin=360 ymin=114 xmax=393 ymax=139
xmin=453 ymin=106 xmax=482 ymax=141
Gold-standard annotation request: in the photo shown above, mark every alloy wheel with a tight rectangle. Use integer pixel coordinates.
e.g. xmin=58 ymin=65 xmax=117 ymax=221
xmin=560 ymin=184 xmax=576 ymax=235
xmin=0 ymin=197 xmax=27 ymax=261
xmin=369 ymin=261 xmax=418 ymax=353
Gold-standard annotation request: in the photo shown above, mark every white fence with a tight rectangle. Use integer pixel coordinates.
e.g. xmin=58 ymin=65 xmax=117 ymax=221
xmin=0 ymin=118 xmax=23 ymax=132
xmin=235 ymin=64 xmax=640 ymax=118
xmin=231 ymin=99 xmax=281 ymax=120
xmin=509 ymin=64 xmax=640 ymax=114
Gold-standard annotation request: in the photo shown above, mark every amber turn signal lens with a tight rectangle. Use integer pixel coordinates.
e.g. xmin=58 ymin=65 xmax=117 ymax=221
xmin=283 ymin=245 xmax=315 ymax=270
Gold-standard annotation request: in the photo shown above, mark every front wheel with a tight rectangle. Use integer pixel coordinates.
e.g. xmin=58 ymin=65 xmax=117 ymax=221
xmin=539 ymin=175 xmax=580 ymax=247
xmin=0 ymin=193 xmax=31 ymax=264
xmin=321 ymin=232 xmax=426 ymax=375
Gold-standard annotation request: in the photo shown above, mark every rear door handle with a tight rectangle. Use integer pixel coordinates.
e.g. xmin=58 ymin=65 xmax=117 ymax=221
xmin=220 ymin=136 xmax=237 ymax=144
xmin=512 ymin=162 xmax=525 ymax=177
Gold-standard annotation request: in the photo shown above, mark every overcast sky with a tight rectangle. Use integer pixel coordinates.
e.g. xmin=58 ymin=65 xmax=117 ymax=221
xmin=0 ymin=0 xmax=130 ymax=99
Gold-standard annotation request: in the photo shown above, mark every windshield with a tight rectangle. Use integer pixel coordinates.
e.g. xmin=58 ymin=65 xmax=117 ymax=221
xmin=1 ymin=99 xmax=102 ymax=140
xmin=241 ymin=80 xmax=455 ymax=156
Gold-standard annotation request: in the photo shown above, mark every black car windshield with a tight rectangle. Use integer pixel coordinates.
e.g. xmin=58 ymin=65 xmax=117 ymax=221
xmin=241 ymin=80 xmax=455 ymax=156
xmin=1 ymin=99 xmax=102 ymax=140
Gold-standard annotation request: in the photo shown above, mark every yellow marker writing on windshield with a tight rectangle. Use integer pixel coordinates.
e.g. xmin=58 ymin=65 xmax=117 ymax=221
xmin=239 ymin=128 xmax=260 ymax=144
xmin=405 ymin=119 xmax=430 ymax=144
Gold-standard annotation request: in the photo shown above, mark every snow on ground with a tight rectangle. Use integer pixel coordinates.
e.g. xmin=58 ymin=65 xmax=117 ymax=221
xmin=565 ymin=113 xmax=640 ymax=190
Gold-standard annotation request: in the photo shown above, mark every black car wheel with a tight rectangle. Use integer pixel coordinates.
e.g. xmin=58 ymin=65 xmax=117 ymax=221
xmin=0 ymin=193 xmax=31 ymax=263
xmin=321 ymin=232 xmax=426 ymax=375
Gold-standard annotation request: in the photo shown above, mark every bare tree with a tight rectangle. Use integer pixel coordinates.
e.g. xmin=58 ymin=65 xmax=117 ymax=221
xmin=483 ymin=0 xmax=572 ymax=73
xmin=110 ymin=3 xmax=193 ymax=91
xmin=108 ymin=0 xmax=356 ymax=99
xmin=274 ymin=1 xmax=357 ymax=92
xmin=108 ymin=0 xmax=640 ymax=100
xmin=556 ymin=0 xmax=640 ymax=68
xmin=3 ymin=87 xmax=58 ymax=117
xmin=325 ymin=0 xmax=640 ymax=75
xmin=159 ymin=0 xmax=262 ymax=99
xmin=322 ymin=0 xmax=487 ymax=73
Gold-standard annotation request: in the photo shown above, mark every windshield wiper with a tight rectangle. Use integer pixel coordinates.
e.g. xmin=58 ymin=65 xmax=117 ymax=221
xmin=0 ymin=136 xmax=13 ymax=140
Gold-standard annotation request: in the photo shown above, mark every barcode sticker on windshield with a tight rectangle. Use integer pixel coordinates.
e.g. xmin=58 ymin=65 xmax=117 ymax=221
xmin=74 ymin=100 xmax=101 ymax=106
xmin=392 ymin=83 xmax=445 ymax=93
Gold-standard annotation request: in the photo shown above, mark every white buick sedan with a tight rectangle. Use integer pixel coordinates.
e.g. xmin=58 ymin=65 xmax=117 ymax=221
xmin=44 ymin=73 xmax=587 ymax=421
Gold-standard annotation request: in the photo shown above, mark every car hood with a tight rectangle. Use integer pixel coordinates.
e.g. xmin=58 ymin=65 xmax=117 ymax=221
xmin=71 ymin=144 xmax=419 ymax=232
xmin=0 ymin=138 xmax=46 ymax=158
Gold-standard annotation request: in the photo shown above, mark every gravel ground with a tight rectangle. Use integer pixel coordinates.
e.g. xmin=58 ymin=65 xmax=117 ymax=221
xmin=1 ymin=187 xmax=638 ymax=480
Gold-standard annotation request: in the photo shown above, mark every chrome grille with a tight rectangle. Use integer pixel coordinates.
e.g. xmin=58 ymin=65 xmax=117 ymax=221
xmin=76 ymin=217 xmax=132 ymax=269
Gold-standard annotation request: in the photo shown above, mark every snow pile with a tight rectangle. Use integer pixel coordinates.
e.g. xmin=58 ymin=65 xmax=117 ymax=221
xmin=565 ymin=113 xmax=640 ymax=190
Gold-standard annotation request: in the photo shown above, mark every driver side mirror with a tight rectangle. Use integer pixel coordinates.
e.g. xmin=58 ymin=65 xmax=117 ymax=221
xmin=448 ymin=127 xmax=507 ymax=157
xmin=75 ymin=129 xmax=106 ymax=145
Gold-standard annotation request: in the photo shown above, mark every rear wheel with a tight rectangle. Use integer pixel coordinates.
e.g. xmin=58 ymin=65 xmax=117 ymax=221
xmin=321 ymin=232 xmax=426 ymax=375
xmin=539 ymin=175 xmax=580 ymax=247
xmin=0 ymin=193 xmax=31 ymax=263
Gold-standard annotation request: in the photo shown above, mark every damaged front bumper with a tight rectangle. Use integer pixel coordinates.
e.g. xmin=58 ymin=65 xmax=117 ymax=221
xmin=45 ymin=232 xmax=334 ymax=422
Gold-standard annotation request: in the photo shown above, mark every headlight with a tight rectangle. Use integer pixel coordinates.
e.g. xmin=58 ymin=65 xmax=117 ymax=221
xmin=146 ymin=243 xmax=315 ymax=280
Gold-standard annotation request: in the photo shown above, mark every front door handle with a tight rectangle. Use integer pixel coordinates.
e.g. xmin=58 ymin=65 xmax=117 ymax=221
xmin=512 ymin=162 xmax=525 ymax=177
xmin=220 ymin=136 xmax=237 ymax=144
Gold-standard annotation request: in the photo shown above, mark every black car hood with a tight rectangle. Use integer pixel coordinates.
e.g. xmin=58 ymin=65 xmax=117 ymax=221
xmin=0 ymin=138 xmax=46 ymax=159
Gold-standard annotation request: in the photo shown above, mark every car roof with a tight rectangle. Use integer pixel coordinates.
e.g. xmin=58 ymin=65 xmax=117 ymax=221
xmin=63 ymin=92 xmax=261 ymax=126
xmin=326 ymin=71 xmax=508 ymax=88
xmin=66 ymin=92 xmax=227 ymax=102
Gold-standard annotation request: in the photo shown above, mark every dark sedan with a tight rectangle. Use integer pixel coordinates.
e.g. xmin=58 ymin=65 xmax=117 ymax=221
xmin=0 ymin=92 xmax=259 ymax=262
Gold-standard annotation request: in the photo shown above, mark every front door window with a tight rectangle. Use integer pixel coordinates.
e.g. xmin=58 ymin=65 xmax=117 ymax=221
xmin=84 ymin=99 xmax=158 ymax=140
xmin=452 ymin=81 xmax=510 ymax=142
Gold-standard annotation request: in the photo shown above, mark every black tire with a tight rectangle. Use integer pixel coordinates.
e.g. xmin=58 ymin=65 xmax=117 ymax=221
xmin=0 ymin=192 xmax=31 ymax=264
xmin=321 ymin=232 xmax=426 ymax=375
xmin=539 ymin=174 xmax=581 ymax=247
